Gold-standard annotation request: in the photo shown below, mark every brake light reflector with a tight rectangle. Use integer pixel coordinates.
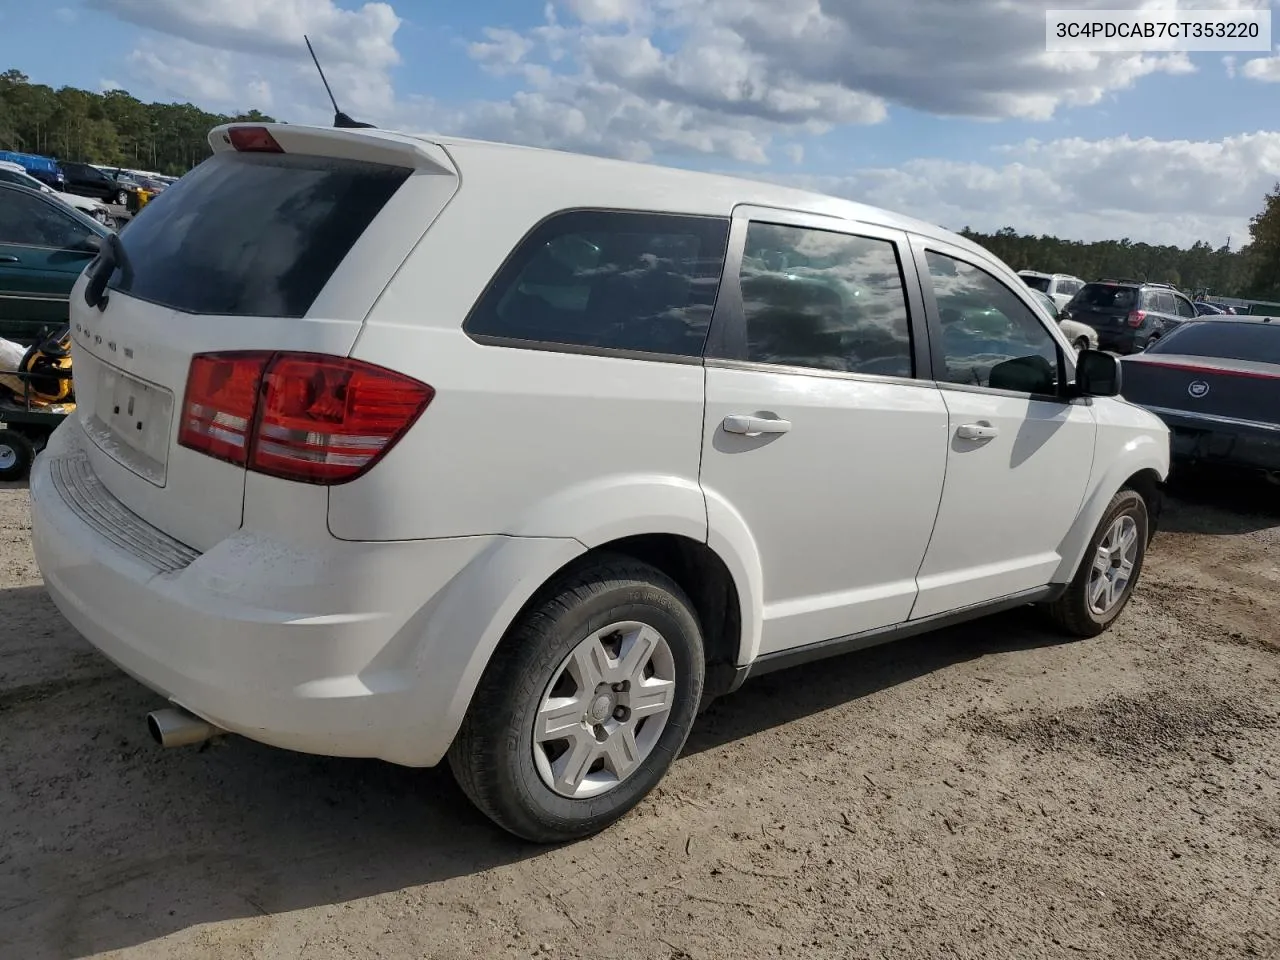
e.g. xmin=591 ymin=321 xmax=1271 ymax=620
xmin=1127 ymin=310 xmax=1147 ymax=328
xmin=178 ymin=352 xmax=271 ymax=465
xmin=179 ymin=351 xmax=433 ymax=484
xmin=251 ymin=355 xmax=434 ymax=484
xmin=227 ymin=126 xmax=283 ymax=153
xmin=1138 ymin=360 xmax=1280 ymax=381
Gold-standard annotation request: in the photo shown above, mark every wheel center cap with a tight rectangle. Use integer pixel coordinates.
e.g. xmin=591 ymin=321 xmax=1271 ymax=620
xmin=588 ymin=694 xmax=614 ymax=724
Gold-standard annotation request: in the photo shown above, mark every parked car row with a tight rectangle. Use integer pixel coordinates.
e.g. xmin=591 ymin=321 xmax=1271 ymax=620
xmin=0 ymin=150 xmax=156 ymax=213
xmin=0 ymin=161 xmax=114 ymax=225
xmin=1017 ymin=271 xmax=1241 ymax=356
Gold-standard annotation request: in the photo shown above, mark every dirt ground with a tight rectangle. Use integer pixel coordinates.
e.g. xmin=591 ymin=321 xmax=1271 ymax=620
xmin=1 ymin=471 xmax=1277 ymax=960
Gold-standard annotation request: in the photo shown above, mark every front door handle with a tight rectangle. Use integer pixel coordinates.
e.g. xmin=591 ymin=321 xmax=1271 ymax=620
xmin=0 ymin=255 xmax=19 ymax=264
xmin=956 ymin=421 xmax=999 ymax=441
xmin=723 ymin=414 xmax=792 ymax=436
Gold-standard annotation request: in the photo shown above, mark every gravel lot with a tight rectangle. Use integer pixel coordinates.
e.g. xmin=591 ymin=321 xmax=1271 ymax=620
xmin=1 ymin=473 xmax=1277 ymax=960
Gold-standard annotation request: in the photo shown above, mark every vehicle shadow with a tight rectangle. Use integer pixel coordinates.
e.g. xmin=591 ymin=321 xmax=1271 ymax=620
xmin=1159 ymin=465 xmax=1280 ymax=535
xmin=686 ymin=606 xmax=1071 ymax=756
xmin=0 ymin=478 xmax=30 ymax=491
xmin=0 ymin=585 xmax=1068 ymax=958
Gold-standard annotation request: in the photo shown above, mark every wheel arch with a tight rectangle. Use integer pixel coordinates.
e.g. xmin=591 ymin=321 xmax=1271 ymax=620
xmin=1052 ymin=444 xmax=1168 ymax=584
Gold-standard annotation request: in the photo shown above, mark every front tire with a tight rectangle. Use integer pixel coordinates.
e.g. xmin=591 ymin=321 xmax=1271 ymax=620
xmin=114 ymin=189 xmax=129 ymax=207
xmin=1047 ymin=488 xmax=1149 ymax=638
xmin=448 ymin=556 xmax=705 ymax=843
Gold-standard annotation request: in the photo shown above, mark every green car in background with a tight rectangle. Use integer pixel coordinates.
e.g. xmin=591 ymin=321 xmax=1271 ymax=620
xmin=0 ymin=181 xmax=112 ymax=345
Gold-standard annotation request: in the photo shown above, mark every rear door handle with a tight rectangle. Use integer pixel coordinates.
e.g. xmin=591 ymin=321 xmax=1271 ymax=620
xmin=956 ymin=422 xmax=999 ymax=441
xmin=723 ymin=415 xmax=792 ymax=436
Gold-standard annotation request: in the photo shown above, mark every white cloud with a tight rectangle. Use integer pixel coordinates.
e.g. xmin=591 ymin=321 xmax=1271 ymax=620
xmin=1241 ymin=49 xmax=1280 ymax=82
xmin=55 ymin=7 xmax=77 ymax=23
xmin=748 ymin=132 xmax=1280 ymax=246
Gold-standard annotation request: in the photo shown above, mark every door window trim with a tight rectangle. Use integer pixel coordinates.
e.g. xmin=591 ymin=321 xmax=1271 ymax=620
xmin=909 ymin=235 xmax=1085 ymax=405
xmin=702 ymin=205 xmax=935 ymax=385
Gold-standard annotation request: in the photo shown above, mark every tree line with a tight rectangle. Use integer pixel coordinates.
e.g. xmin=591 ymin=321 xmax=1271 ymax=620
xmin=960 ymin=208 xmax=1278 ymax=303
xmin=0 ymin=69 xmax=274 ymax=176
xmin=0 ymin=66 xmax=1277 ymax=299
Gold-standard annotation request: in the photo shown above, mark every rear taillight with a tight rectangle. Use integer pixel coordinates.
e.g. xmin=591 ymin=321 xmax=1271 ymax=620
xmin=1126 ymin=310 xmax=1147 ymax=328
xmin=178 ymin=352 xmax=433 ymax=484
xmin=178 ymin=352 xmax=270 ymax=465
xmin=227 ymin=126 xmax=283 ymax=153
xmin=1138 ymin=360 xmax=1280 ymax=381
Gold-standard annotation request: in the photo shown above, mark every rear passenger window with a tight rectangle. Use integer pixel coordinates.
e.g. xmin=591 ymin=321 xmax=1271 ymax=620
xmin=465 ymin=210 xmax=730 ymax=358
xmin=731 ymin=222 xmax=914 ymax=377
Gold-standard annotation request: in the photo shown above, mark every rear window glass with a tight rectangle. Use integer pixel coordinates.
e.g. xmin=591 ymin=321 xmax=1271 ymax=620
xmin=107 ymin=151 xmax=410 ymax=318
xmin=464 ymin=210 xmax=730 ymax=358
xmin=1149 ymin=321 xmax=1280 ymax=364
xmin=1073 ymin=284 xmax=1137 ymax=309
xmin=1019 ymin=274 xmax=1051 ymax=293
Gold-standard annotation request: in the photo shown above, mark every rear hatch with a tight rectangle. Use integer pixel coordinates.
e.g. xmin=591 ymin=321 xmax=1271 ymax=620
xmin=1066 ymin=283 xmax=1140 ymax=330
xmin=1122 ymin=353 xmax=1280 ymax=423
xmin=66 ymin=124 xmax=459 ymax=551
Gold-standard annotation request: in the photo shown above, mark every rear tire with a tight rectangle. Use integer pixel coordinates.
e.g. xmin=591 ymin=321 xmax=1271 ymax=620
xmin=0 ymin=429 xmax=35 ymax=481
xmin=1046 ymin=489 xmax=1149 ymax=638
xmin=114 ymin=189 xmax=128 ymax=207
xmin=448 ymin=556 xmax=705 ymax=843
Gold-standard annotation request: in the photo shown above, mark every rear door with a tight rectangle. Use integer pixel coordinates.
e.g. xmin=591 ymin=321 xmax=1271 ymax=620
xmin=67 ymin=126 xmax=460 ymax=551
xmin=700 ymin=208 xmax=948 ymax=656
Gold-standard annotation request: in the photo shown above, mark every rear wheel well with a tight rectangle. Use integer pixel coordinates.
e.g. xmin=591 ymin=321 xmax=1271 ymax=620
xmin=516 ymin=535 xmax=743 ymax=703
xmin=593 ymin=535 xmax=742 ymax=701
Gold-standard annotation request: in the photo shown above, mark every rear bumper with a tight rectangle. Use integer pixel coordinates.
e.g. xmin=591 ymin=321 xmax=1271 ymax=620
xmin=1095 ymin=330 xmax=1146 ymax=354
xmin=1144 ymin=405 xmax=1280 ymax=472
xmin=29 ymin=423 xmax=583 ymax=766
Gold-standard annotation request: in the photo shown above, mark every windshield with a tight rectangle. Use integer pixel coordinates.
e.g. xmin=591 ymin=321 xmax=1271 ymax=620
xmin=1019 ymin=274 xmax=1051 ymax=292
xmin=107 ymin=150 xmax=410 ymax=318
xmin=1148 ymin=321 xmax=1280 ymax=365
xmin=1072 ymin=283 xmax=1138 ymax=309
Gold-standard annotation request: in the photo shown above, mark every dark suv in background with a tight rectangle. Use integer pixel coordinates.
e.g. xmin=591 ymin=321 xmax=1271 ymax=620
xmin=1060 ymin=280 xmax=1198 ymax=354
xmin=58 ymin=161 xmax=141 ymax=209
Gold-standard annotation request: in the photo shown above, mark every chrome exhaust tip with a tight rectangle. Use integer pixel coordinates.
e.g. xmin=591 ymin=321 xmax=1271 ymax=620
xmin=146 ymin=706 xmax=223 ymax=748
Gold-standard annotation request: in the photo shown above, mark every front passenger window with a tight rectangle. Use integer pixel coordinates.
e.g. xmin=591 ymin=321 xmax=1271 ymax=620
xmin=925 ymin=251 xmax=1061 ymax=394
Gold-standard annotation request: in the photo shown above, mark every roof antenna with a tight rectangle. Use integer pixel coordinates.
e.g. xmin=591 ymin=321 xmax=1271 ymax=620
xmin=304 ymin=34 xmax=375 ymax=129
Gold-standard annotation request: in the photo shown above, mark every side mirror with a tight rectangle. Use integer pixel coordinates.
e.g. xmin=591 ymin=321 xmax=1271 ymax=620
xmin=71 ymin=234 xmax=102 ymax=255
xmin=1075 ymin=349 xmax=1121 ymax=397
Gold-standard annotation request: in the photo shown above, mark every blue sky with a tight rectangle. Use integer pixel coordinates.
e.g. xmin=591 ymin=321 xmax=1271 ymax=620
xmin=2 ymin=0 xmax=1279 ymax=245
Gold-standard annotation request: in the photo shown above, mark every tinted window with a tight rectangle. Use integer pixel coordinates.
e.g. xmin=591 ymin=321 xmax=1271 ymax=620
xmin=0 ymin=189 xmax=92 ymax=249
xmin=1152 ymin=291 xmax=1176 ymax=314
xmin=1174 ymin=296 xmax=1198 ymax=319
xmin=1074 ymin=283 xmax=1138 ymax=309
xmin=1020 ymin=274 xmax=1051 ymax=293
xmin=466 ymin=210 xmax=729 ymax=358
xmin=729 ymin=223 xmax=913 ymax=377
xmin=1149 ymin=321 xmax=1280 ymax=365
xmin=926 ymin=251 xmax=1060 ymax=394
xmin=105 ymin=152 xmax=408 ymax=318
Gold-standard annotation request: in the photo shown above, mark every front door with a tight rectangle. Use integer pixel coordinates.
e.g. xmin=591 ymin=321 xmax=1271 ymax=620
xmin=909 ymin=239 xmax=1096 ymax=619
xmin=700 ymin=209 xmax=949 ymax=657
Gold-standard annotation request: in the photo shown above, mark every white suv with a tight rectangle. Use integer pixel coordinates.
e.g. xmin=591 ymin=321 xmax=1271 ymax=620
xmin=1018 ymin=271 xmax=1086 ymax=311
xmin=29 ymin=123 xmax=1171 ymax=842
